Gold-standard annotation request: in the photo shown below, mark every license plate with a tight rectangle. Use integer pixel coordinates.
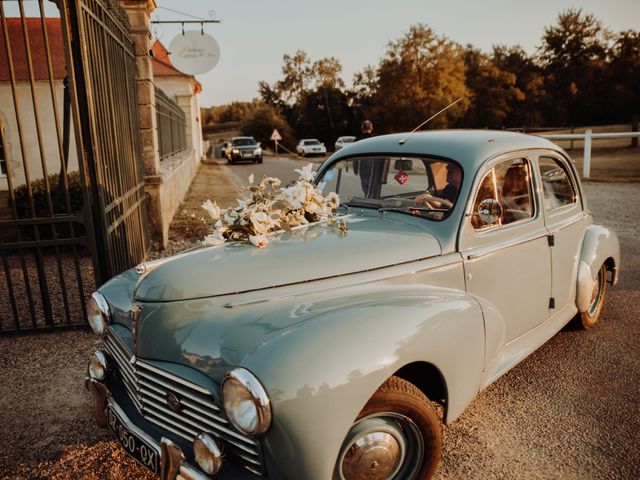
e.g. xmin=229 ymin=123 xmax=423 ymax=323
xmin=243 ymin=152 xmax=253 ymax=158
xmin=108 ymin=405 xmax=159 ymax=474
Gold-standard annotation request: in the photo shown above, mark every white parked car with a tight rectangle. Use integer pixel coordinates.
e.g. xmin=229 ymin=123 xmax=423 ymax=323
xmin=296 ymin=139 xmax=327 ymax=157
xmin=334 ymin=135 xmax=356 ymax=151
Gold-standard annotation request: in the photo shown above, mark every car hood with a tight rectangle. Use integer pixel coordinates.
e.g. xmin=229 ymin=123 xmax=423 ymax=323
xmin=134 ymin=214 xmax=441 ymax=302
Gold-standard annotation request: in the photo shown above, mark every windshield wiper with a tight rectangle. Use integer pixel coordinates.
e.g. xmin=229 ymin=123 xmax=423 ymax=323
xmin=378 ymin=206 xmax=449 ymax=218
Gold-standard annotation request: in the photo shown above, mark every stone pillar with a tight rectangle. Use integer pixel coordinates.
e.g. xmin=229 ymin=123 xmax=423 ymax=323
xmin=120 ymin=0 xmax=166 ymax=247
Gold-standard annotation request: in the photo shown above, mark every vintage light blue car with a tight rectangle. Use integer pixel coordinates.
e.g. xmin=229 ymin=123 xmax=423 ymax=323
xmin=86 ymin=130 xmax=620 ymax=480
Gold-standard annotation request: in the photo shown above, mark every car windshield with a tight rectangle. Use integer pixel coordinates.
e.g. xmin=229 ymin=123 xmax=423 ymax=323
xmin=233 ymin=138 xmax=257 ymax=146
xmin=317 ymin=156 xmax=462 ymax=221
xmin=304 ymin=140 xmax=320 ymax=145
xmin=340 ymin=137 xmax=355 ymax=143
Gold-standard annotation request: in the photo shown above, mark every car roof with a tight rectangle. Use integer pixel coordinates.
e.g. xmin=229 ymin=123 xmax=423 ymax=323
xmin=330 ymin=130 xmax=564 ymax=170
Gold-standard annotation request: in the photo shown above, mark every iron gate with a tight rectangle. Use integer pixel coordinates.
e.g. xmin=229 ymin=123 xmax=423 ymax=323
xmin=0 ymin=0 xmax=149 ymax=333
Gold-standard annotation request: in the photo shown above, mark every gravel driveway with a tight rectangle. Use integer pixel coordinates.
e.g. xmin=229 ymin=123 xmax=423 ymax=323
xmin=1 ymin=181 xmax=638 ymax=479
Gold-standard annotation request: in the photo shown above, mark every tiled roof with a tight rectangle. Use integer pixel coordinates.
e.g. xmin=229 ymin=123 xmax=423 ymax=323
xmin=0 ymin=18 xmax=67 ymax=82
xmin=151 ymin=40 xmax=190 ymax=77
xmin=151 ymin=40 xmax=202 ymax=92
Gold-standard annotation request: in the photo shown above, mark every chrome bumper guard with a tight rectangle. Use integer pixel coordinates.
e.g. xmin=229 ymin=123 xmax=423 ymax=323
xmin=86 ymin=378 xmax=212 ymax=480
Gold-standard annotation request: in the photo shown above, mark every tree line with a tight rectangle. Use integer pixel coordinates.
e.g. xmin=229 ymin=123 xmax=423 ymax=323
xmin=201 ymin=9 xmax=639 ymax=150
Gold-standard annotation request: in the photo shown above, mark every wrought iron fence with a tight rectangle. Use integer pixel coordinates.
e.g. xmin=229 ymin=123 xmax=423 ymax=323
xmin=0 ymin=0 xmax=149 ymax=333
xmin=155 ymin=86 xmax=187 ymax=160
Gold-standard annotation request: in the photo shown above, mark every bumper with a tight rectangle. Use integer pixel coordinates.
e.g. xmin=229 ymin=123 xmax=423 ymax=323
xmin=86 ymin=377 xmax=259 ymax=480
xmin=232 ymin=151 xmax=261 ymax=160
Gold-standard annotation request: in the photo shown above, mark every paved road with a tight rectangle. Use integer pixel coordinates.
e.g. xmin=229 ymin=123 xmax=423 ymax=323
xmin=214 ymin=154 xmax=328 ymax=191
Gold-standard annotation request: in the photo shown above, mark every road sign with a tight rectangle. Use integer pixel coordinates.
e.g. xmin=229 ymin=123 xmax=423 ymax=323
xmin=270 ymin=129 xmax=282 ymax=141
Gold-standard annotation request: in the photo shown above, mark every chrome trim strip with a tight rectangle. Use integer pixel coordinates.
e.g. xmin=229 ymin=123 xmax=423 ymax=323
xmin=144 ymin=406 xmax=201 ymax=438
xmin=225 ymin=254 xmax=461 ymax=309
xmin=139 ymin=387 xmax=230 ymax=429
xmin=140 ymin=389 xmax=258 ymax=449
xmin=136 ymin=361 xmax=213 ymax=397
xmin=136 ymin=371 xmax=218 ymax=411
xmin=104 ymin=328 xmax=264 ymax=473
xmin=465 ymin=232 xmax=549 ymax=260
xmin=146 ymin=414 xmax=196 ymax=442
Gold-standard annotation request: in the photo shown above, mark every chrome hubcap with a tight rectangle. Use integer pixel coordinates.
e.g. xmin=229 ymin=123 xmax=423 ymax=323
xmin=338 ymin=413 xmax=423 ymax=480
xmin=587 ymin=269 xmax=604 ymax=316
xmin=342 ymin=432 xmax=400 ymax=480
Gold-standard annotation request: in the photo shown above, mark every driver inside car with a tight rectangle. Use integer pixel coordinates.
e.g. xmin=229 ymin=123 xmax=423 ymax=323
xmin=413 ymin=164 xmax=462 ymax=209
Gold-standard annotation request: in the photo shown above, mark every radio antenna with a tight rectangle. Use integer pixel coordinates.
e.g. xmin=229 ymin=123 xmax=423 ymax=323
xmin=398 ymin=97 xmax=463 ymax=145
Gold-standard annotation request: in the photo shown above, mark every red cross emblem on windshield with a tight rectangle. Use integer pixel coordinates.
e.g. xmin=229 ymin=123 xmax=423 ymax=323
xmin=394 ymin=170 xmax=408 ymax=186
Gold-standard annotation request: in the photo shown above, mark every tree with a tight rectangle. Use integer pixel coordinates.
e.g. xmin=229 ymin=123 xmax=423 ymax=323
xmin=241 ymin=104 xmax=296 ymax=150
xmin=538 ymin=8 xmax=610 ymax=125
xmin=356 ymin=24 xmax=469 ymax=133
xmin=492 ymin=45 xmax=547 ymax=127
xmin=605 ymin=30 xmax=640 ymax=123
xmin=460 ymin=46 xmax=524 ymax=128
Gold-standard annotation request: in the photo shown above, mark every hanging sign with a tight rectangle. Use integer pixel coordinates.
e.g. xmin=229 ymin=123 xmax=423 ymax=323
xmin=169 ymin=31 xmax=220 ymax=75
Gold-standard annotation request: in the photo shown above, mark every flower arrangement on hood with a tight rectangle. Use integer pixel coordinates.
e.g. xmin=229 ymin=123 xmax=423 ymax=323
xmin=201 ymin=164 xmax=344 ymax=248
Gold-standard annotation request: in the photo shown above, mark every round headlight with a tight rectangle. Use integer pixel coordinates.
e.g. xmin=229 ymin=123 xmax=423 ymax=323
xmin=193 ymin=433 xmax=223 ymax=475
xmin=89 ymin=350 xmax=108 ymax=381
xmin=222 ymin=368 xmax=271 ymax=436
xmin=87 ymin=292 xmax=110 ymax=335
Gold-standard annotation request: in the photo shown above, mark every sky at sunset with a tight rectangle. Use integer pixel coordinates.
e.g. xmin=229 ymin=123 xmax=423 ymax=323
xmin=7 ymin=0 xmax=640 ymax=107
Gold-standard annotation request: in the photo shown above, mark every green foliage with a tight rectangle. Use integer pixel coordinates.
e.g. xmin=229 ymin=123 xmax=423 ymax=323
xmin=13 ymin=171 xmax=84 ymax=218
xmin=241 ymin=105 xmax=296 ymax=150
xmin=461 ymin=47 xmax=524 ymax=128
xmin=250 ymin=13 xmax=638 ymax=135
xmin=11 ymin=171 xmax=85 ymax=241
xmin=365 ymin=24 xmax=469 ymax=132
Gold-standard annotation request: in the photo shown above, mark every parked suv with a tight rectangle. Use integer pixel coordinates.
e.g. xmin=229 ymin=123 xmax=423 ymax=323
xmin=227 ymin=136 xmax=262 ymax=164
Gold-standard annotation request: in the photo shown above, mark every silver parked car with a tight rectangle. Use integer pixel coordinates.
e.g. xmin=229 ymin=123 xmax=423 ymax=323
xmin=85 ymin=130 xmax=619 ymax=480
xmin=296 ymin=138 xmax=327 ymax=157
xmin=334 ymin=135 xmax=356 ymax=151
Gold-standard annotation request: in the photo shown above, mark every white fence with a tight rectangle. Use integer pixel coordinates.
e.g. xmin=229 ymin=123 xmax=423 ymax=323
xmin=537 ymin=130 xmax=640 ymax=179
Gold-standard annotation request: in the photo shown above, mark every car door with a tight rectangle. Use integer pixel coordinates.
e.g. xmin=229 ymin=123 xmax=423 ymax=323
xmin=535 ymin=154 xmax=589 ymax=311
xmin=459 ymin=154 xmax=552 ymax=343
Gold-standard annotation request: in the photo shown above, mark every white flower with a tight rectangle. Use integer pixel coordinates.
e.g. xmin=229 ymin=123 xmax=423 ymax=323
xmin=281 ymin=184 xmax=305 ymax=209
xmin=224 ymin=209 xmax=240 ymax=223
xmin=294 ymin=163 xmax=316 ymax=182
xmin=202 ymin=231 xmax=225 ymax=246
xmin=248 ymin=174 xmax=255 ymax=184
xmin=261 ymin=176 xmax=282 ymax=189
xmin=326 ymin=192 xmax=340 ymax=210
xmin=249 ymin=234 xmax=268 ymax=248
xmin=202 ymin=199 xmax=221 ymax=220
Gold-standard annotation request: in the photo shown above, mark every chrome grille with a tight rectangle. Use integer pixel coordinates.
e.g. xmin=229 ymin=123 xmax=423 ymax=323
xmin=104 ymin=329 xmax=265 ymax=475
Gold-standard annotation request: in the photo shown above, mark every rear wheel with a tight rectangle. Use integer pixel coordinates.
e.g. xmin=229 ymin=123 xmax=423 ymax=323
xmin=580 ymin=264 xmax=607 ymax=329
xmin=334 ymin=376 xmax=441 ymax=480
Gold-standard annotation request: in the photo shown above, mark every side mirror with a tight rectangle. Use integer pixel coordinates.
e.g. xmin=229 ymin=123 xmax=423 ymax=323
xmin=477 ymin=198 xmax=502 ymax=225
xmin=394 ymin=159 xmax=413 ymax=171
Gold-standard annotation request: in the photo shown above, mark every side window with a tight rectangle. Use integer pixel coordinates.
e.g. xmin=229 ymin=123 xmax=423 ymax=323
xmin=472 ymin=158 xmax=534 ymax=230
xmin=538 ymin=157 xmax=577 ymax=210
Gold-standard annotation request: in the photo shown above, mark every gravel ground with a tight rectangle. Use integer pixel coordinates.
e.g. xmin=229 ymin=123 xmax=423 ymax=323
xmin=0 ymin=178 xmax=638 ymax=479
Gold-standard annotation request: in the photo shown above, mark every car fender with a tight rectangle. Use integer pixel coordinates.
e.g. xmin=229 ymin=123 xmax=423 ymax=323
xmin=242 ymin=285 xmax=484 ymax=480
xmin=576 ymin=224 xmax=620 ymax=312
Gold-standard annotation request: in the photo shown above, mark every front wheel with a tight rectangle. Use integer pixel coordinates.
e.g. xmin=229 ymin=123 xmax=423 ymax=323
xmin=580 ymin=264 xmax=607 ymax=329
xmin=334 ymin=376 xmax=442 ymax=480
